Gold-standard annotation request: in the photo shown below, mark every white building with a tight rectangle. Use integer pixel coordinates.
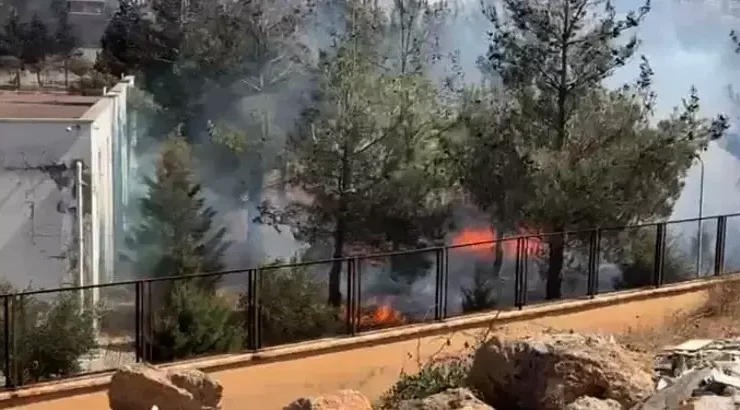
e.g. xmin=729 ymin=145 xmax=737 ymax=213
xmin=0 ymin=77 xmax=135 ymax=291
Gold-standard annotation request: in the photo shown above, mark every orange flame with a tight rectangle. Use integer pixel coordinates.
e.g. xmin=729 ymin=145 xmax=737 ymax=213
xmin=341 ymin=297 xmax=406 ymax=329
xmin=451 ymin=227 xmax=542 ymax=256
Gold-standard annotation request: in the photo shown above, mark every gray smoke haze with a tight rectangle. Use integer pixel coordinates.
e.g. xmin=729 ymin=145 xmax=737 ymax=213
xmin=124 ymin=0 xmax=740 ymax=312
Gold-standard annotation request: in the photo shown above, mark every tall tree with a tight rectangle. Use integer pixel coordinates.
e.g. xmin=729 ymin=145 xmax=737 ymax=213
xmin=23 ymin=14 xmax=51 ymax=86
xmin=123 ymin=132 xmax=231 ymax=284
xmin=257 ymin=0 xmax=453 ymax=306
xmin=460 ymin=0 xmax=729 ymax=299
xmin=0 ymin=10 xmax=25 ymax=88
xmin=51 ymin=0 xmax=79 ymax=87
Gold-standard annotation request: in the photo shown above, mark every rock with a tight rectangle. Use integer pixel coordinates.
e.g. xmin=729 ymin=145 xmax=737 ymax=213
xmin=108 ymin=364 xmax=222 ymax=410
xmin=565 ymin=396 xmax=623 ymax=410
xmin=167 ymin=368 xmax=223 ymax=408
xmin=395 ymin=388 xmax=494 ymax=410
xmin=282 ymin=390 xmax=372 ymax=410
xmin=468 ymin=331 xmax=653 ymax=410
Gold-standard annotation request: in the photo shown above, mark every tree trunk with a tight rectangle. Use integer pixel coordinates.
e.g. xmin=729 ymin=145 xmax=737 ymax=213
xmin=36 ymin=69 xmax=42 ymax=87
xmin=545 ymin=231 xmax=564 ymax=299
xmin=328 ymin=215 xmax=346 ymax=308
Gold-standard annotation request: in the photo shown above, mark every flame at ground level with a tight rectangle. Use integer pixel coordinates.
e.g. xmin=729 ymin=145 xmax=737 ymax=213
xmin=452 ymin=227 xmax=543 ymax=256
xmin=341 ymin=297 xmax=406 ymax=328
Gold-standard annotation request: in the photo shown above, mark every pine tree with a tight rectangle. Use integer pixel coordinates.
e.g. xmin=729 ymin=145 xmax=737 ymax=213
xmin=124 ymin=131 xmax=231 ymax=285
xmin=462 ymin=0 xmax=728 ymax=299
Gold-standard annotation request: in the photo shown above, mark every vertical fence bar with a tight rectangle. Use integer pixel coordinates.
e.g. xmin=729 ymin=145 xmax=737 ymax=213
xmin=522 ymin=237 xmax=529 ymax=308
xmin=14 ymin=295 xmax=23 ymax=387
xmin=3 ymin=295 xmax=10 ymax=388
xmin=134 ymin=281 xmax=142 ymax=362
xmin=355 ymin=257 xmax=362 ymax=330
xmin=653 ymin=223 xmax=667 ymax=287
xmin=715 ymin=216 xmax=727 ymax=276
xmin=587 ymin=229 xmax=600 ymax=298
xmin=146 ymin=282 xmax=153 ymax=362
xmin=434 ymin=248 xmax=442 ymax=321
xmin=345 ymin=258 xmax=357 ymax=336
xmin=442 ymin=247 xmax=449 ymax=319
xmin=514 ymin=238 xmax=523 ymax=309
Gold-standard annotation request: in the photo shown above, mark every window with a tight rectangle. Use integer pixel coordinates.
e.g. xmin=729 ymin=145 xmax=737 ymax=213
xmin=67 ymin=0 xmax=105 ymax=15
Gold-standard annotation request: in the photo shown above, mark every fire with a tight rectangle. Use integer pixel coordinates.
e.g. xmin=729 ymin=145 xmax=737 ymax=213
xmin=342 ymin=297 xmax=406 ymax=330
xmin=451 ymin=227 xmax=543 ymax=257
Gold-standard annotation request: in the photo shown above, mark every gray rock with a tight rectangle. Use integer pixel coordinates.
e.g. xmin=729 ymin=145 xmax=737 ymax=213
xmin=396 ymin=388 xmax=494 ymax=410
xmin=468 ymin=332 xmax=652 ymax=410
xmin=565 ymin=396 xmax=623 ymax=410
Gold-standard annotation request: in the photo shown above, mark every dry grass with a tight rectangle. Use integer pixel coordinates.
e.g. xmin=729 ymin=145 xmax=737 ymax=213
xmin=618 ymin=280 xmax=740 ymax=357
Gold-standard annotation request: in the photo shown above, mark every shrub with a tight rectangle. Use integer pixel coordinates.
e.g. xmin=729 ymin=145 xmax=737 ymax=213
xmin=148 ymin=282 xmax=244 ymax=363
xmin=461 ymin=263 xmax=498 ymax=314
xmin=613 ymin=230 xmax=693 ymax=290
xmin=0 ymin=282 xmax=97 ymax=384
xmin=376 ymin=355 xmax=473 ymax=409
xmin=68 ymin=70 xmax=117 ymax=95
xmin=239 ymin=259 xmax=343 ymax=347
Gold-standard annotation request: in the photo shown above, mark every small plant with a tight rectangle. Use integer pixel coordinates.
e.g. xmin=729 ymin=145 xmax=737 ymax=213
xmin=461 ymin=263 xmax=497 ymax=313
xmin=148 ymin=282 xmax=244 ymax=363
xmin=0 ymin=282 xmax=98 ymax=384
xmin=376 ymin=355 xmax=473 ymax=409
xmin=239 ymin=258 xmax=343 ymax=347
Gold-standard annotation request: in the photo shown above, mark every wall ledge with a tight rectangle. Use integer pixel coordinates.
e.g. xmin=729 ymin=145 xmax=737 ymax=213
xmin=1 ymin=272 xmax=735 ymax=406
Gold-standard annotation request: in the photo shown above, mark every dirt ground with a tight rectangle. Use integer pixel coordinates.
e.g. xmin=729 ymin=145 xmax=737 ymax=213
xmin=11 ymin=282 xmax=740 ymax=410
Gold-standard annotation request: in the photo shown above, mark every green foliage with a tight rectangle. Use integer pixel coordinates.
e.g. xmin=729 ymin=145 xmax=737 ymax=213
xmin=123 ymin=133 xmax=231 ymax=283
xmin=454 ymin=0 xmax=728 ymax=300
xmin=461 ymin=264 xmax=498 ymax=313
xmin=376 ymin=355 xmax=473 ymax=409
xmin=613 ymin=231 xmax=693 ymax=290
xmin=239 ymin=259 xmax=343 ymax=346
xmin=0 ymin=282 xmax=97 ymax=384
xmin=148 ymin=282 xmax=244 ymax=363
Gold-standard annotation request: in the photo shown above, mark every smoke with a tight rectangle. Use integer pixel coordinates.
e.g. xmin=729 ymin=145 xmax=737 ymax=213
xmin=122 ymin=0 xmax=740 ymax=315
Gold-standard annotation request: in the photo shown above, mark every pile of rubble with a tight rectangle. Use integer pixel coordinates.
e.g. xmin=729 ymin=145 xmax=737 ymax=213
xmin=640 ymin=338 xmax=740 ymax=410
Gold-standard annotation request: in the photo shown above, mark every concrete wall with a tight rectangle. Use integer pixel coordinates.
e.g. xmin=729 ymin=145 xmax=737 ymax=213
xmin=0 ymin=120 xmax=90 ymax=289
xmin=0 ymin=78 xmax=134 ymax=290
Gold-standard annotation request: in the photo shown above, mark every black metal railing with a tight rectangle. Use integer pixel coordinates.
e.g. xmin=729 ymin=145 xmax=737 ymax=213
xmin=1 ymin=212 xmax=740 ymax=388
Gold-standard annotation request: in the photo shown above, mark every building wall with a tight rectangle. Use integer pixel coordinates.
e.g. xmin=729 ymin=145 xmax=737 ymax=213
xmin=0 ymin=120 xmax=91 ymax=289
xmin=0 ymin=78 xmax=134 ymax=291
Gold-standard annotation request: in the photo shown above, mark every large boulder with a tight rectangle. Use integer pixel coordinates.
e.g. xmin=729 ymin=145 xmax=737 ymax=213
xmin=468 ymin=331 xmax=653 ymax=410
xmin=396 ymin=388 xmax=495 ymax=410
xmin=566 ymin=396 xmax=623 ymax=410
xmin=282 ymin=390 xmax=372 ymax=410
xmin=108 ymin=364 xmax=222 ymax=410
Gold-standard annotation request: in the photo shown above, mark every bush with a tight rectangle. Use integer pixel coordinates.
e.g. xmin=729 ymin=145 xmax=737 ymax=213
xmin=239 ymin=259 xmax=343 ymax=347
xmin=68 ymin=70 xmax=118 ymax=95
xmin=376 ymin=355 xmax=473 ymax=409
xmin=613 ymin=230 xmax=693 ymax=290
xmin=0 ymin=282 xmax=97 ymax=384
xmin=461 ymin=263 xmax=498 ymax=314
xmin=148 ymin=282 xmax=244 ymax=363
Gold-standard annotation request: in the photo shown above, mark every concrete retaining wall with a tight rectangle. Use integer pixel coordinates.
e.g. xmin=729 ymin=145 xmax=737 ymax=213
xmin=4 ymin=274 xmax=735 ymax=410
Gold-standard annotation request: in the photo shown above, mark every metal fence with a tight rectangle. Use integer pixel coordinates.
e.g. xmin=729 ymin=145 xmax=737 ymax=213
xmin=1 ymin=212 xmax=739 ymax=388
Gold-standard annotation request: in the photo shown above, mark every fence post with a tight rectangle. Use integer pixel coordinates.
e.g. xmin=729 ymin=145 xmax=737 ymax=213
xmin=345 ymin=258 xmax=357 ymax=336
xmin=715 ymin=216 xmax=727 ymax=276
xmin=134 ymin=282 xmax=142 ymax=362
xmin=434 ymin=248 xmax=443 ymax=321
xmin=3 ymin=295 xmax=10 ymax=388
xmin=442 ymin=247 xmax=449 ymax=319
xmin=587 ymin=229 xmax=600 ymax=298
xmin=514 ymin=238 xmax=523 ymax=309
xmin=653 ymin=223 xmax=667 ymax=287
xmin=246 ymin=269 xmax=260 ymax=350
